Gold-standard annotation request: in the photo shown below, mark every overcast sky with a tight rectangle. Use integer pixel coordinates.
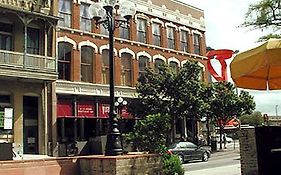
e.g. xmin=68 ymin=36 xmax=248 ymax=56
xmin=180 ymin=0 xmax=281 ymax=116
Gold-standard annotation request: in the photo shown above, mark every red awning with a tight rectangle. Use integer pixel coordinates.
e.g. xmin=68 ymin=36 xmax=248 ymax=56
xmin=77 ymin=101 xmax=95 ymax=118
xmin=57 ymin=100 xmax=73 ymax=118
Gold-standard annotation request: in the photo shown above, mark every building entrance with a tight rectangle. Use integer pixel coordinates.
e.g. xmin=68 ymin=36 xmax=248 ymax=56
xmin=23 ymin=96 xmax=39 ymax=154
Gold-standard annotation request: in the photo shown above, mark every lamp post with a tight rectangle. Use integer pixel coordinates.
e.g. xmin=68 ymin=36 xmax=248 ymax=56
xmin=89 ymin=0 xmax=136 ymax=156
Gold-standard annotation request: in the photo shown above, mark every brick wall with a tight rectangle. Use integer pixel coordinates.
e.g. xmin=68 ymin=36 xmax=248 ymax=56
xmin=0 ymin=154 xmax=162 ymax=175
xmin=239 ymin=127 xmax=259 ymax=175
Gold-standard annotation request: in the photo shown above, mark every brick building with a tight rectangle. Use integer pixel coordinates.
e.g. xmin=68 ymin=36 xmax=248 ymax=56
xmin=54 ymin=0 xmax=208 ymax=155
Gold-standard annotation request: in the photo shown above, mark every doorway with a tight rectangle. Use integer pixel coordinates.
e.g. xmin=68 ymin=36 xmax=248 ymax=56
xmin=23 ymin=96 xmax=39 ymax=154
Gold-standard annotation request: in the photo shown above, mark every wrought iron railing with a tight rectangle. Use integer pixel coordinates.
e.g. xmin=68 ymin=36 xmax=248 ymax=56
xmin=0 ymin=49 xmax=56 ymax=72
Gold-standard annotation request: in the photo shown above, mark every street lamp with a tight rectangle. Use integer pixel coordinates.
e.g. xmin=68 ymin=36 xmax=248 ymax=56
xmin=89 ymin=0 xmax=136 ymax=156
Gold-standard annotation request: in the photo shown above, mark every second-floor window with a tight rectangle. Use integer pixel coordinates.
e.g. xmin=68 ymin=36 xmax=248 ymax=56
xmin=180 ymin=30 xmax=188 ymax=52
xmin=152 ymin=23 xmax=161 ymax=46
xmin=101 ymin=50 xmax=109 ymax=84
xmin=58 ymin=0 xmax=72 ymax=28
xmin=119 ymin=25 xmax=129 ymax=40
xmin=154 ymin=58 xmax=165 ymax=73
xmin=100 ymin=24 xmax=109 ymax=36
xmin=27 ymin=27 xmax=40 ymax=54
xmin=167 ymin=26 xmax=175 ymax=49
xmin=0 ymin=22 xmax=13 ymax=51
xmin=58 ymin=42 xmax=72 ymax=81
xmin=170 ymin=61 xmax=179 ymax=73
xmin=121 ymin=53 xmax=132 ymax=86
xmin=81 ymin=46 xmax=93 ymax=82
xmin=138 ymin=56 xmax=149 ymax=77
xmin=80 ymin=3 xmax=91 ymax=32
xmin=193 ymin=33 xmax=201 ymax=55
xmin=137 ymin=18 xmax=147 ymax=43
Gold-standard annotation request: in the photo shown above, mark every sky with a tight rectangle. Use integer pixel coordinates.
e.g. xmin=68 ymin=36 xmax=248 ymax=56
xmin=180 ymin=0 xmax=281 ymax=116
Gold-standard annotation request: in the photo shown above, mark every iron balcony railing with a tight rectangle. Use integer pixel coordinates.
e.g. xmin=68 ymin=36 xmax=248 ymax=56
xmin=0 ymin=49 xmax=56 ymax=72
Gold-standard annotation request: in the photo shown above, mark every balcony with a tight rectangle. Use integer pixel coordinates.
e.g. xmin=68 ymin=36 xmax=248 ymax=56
xmin=0 ymin=49 xmax=57 ymax=81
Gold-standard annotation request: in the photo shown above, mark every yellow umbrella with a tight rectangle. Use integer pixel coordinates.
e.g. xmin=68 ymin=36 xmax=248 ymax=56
xmin=230 ymin=38 xmax=281 ymax=90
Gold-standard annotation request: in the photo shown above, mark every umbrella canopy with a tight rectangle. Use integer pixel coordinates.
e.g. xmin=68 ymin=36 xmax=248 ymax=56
xmin=230 ymin=38 xmax=281 ymax=90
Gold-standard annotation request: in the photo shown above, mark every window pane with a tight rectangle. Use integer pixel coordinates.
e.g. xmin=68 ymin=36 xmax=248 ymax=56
xmin=81 ymin=46 xmax=93 ymax=82
xmin=100 ymin=24 xmax=109 ymax=35
xmin=152 ymin=23 xmax=161 ymax=46
xmin=170 ymin=61 xmax=178 ymax=72
xmin=193 ymin=34 xmax=201 ymax=55
xmin=102 ymin=50 xmax=109 ymax=84
xmin=58 ymin=0 xmax=72 ymax=27
xmin=80 ymin=3 xmax=92 ymax=32
xmin=137 ymin=18 xmax=146 ymax=43
xmin=167 ymin=27 xmax=175 ymax=49
xmin=121 ymin=53 xmax=132 ymax=86
xmin=138 ymin=56 xmax=149 ymax=77
xmin=27 ymin=27 xmax=40 ymax=54
xmin=119 ymin=26 xmax=129 ymax=39
xmin=58 ymin=42 xmax=72 ymax=80
xmin=154 ymin=58 xmax=164 ymax=72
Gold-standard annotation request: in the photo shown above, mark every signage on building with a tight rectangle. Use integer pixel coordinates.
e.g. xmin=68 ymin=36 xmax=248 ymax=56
xmin=98 ymin=104 xmax=110 ymax=118
xmin=78 ymin=102 xmax=95 ymax=118
xmin=4 ymin=108 xmax=13 ymax=130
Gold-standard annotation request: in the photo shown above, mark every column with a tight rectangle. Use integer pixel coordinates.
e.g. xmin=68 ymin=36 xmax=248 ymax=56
xmin=72 ymin=49 xmax=81 ymax=81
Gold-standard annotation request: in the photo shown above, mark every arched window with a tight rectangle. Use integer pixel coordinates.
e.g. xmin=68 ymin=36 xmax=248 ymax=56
xmin=81 ymin=46 xmax=94 ymax=82
xmin=121 ymin=53 xmax=132 ymax=86
xmin=138 ymin=56 xmax=149 ymax=77
xmin=170 ymin=61 xmax=179 ymax=72
xmin=58 ymin=42 xmax=72 ymax=80
xmin=154 ymin=58 xmax=165 ymax=72
xmin=101 ymin=50 xmax=109 ymax=84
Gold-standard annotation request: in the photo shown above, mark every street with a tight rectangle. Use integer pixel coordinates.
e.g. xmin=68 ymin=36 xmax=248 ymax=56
xmin=183 ymin=142 xmax=241 ymax=175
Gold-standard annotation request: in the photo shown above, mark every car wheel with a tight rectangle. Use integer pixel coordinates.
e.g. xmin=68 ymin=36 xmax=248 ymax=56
xmin=178 ymin=154 xmax=184 ymax=164
xmin=202 ymin=152 xmax=209 ymax=162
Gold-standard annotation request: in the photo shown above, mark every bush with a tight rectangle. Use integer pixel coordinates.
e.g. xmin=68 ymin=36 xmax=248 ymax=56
xmin=160 ymin=146 xmax=184 ymax=175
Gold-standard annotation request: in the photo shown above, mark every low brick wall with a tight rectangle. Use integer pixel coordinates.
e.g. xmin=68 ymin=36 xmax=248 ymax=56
xmin=79 ymin=154 xmax=162 ymax=175
xmin=0 ymin=154 xmax=162 ymax=175
xmin=239 ymin=127 xmax=259 ymax=175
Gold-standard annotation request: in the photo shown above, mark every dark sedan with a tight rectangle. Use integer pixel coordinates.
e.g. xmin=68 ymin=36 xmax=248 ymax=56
xmin=167 ymin=141 xmax=211 ymax=163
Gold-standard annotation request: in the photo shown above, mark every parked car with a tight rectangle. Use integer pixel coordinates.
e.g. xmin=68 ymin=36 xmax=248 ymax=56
xmin=167 ymin=141 xmax=211 ymax=163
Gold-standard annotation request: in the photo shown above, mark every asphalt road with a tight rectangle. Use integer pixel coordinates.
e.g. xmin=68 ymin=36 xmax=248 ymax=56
xmin=183 ymin=143 xmax=241 ymax=175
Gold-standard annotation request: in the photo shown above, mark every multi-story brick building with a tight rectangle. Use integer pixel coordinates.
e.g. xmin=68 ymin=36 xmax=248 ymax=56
xmin=0 ymin=0 xmax=58 ymax=155
xmin=55 ymin=0 xmax=208 ymax=155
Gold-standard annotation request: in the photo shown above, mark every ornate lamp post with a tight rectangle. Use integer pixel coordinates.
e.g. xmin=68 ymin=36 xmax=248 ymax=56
xmin=89 ymin=0 xmax=136 ymax=156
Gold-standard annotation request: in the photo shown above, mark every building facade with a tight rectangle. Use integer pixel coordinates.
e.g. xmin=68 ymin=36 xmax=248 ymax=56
xmin=0 ymin=0 xmax=58 ymax=155
xmin=55 ymin=0 xmax=208 ymax=155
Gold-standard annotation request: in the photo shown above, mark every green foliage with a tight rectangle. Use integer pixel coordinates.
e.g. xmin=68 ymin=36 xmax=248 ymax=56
xmin=242 ymin=0 xmax=281 ymax=41
xmin=240 ymin=111 xmax=264 ymax=127
xmin=158 ymin=145 xmax=184 ymax=175
xmin=125 ymin=113 xmax=171 ymax=153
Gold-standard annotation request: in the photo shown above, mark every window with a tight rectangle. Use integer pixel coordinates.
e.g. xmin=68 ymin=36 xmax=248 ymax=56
xmin=58 ymin=42 xmax=72 ymax=80
xmin=154 ymin=58 xmax=164 ymax=72
xmin=0 ymin=95 xmax=11 ymax=131
xmin=121 ymin=53 xmax=132 ymax=86
xmin=193 ymin=33 xmax=201 ymax=55
xmin=167 ymin=26 xmax=175 ymax=49
xmin=180 ymin=30 xmax=188 ymax=52
xmin=152 ymin=23 xmax=161 ymax=46
xmin=27 ymin=27 xmax=40 ymax=54
xmin=101 ymin=50 xmax=109 ymax=84
xmin=119 ymin=25 xmax=130 ymax=40
xmin=138 ymin=56 xmax=149 ymax=77
xmin=0 ymin=22 xmax=13 ymax=51
xmin=170 ymin=61 xmax=179 ymax=73
xmin=137 ymin=18 xmax=147 ymax=43
xmin=81 ymin=46 xmax=93 ymax=82
xmin=100 ymin=24 xmax=109 ymax=36
xmin=80 ymin=3 xmax=92 ymax=32
xmin=58 ymin=0 xmax=72 ymax=28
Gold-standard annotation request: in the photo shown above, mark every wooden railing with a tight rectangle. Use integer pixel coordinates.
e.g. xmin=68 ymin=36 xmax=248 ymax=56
xmin=0 ymin=50 xmax=56 ymax=72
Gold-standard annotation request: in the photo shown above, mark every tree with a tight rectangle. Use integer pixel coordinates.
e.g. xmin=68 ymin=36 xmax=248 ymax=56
xmin=242 ymin=0 xmax=281 ymax=41
xmin=240 ymin=111 xmax=264 ymax=127
xmin=208 ymin=82 xmax=255 ymax=149
xmin=128 ymin=61 xmax=206 ymax=143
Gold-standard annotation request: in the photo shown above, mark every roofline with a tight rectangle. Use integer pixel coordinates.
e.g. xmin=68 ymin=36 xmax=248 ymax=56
xmin=171 ymin=0 xmax=204 ymax=12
